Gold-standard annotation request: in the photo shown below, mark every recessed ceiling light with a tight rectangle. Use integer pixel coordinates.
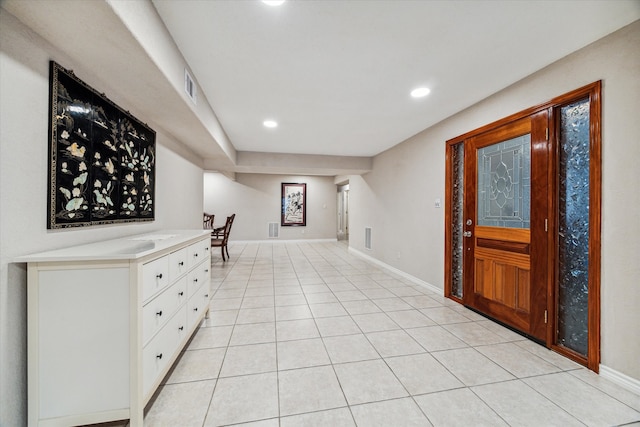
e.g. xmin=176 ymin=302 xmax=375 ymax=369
xmin=411 ymin=87 xmax=431 ymax=98
xmin=262 ymin=0 xmax=285 ymax=6
xmin=263 ymin=120 xmax=278 ymax=128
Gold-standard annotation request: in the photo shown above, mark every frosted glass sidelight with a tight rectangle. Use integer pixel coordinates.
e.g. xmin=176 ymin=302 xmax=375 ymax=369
xmin=557 ymin=98 xmax=590 ymax=356
xmin=451 ymin=143 xmax=464 ymax=298
xmin=477 ymin=135 xmax=531 ymax=228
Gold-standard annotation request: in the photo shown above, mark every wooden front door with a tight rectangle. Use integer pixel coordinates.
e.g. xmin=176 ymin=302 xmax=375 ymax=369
xmin=462 ymin=112 xmax=549 ymax=341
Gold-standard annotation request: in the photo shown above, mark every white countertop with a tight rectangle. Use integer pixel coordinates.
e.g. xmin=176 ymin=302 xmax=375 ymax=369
xmin=15 ymin=230 xmax=211 ymax=263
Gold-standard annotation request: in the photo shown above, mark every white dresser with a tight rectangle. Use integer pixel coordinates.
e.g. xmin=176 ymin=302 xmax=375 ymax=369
xmin=17 ymin=230 xmax=212 ymax=427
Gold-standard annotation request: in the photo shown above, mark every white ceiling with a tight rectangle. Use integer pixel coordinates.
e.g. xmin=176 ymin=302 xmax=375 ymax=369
xmin=152 ymin=0 xmax=640 ymax=157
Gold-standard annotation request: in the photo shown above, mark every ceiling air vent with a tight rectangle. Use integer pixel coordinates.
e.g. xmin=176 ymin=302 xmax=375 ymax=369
xmin=365 ymin=227 xmax=372 ymax=250
xmin=268 ymin=222 xmax=279 ymax=238
xmin=184 ymin=68 xmax=197 ymax=105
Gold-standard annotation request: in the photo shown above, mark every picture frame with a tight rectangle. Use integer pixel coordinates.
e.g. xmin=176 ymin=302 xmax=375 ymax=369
xmin=47 ymin=61 xmax=156 ymax=229
xmin=281 ymin=182 xmax=306 ymax=226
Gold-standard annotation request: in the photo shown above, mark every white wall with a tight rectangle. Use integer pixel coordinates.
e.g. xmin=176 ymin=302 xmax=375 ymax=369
xmin=349 ymin=21 xmax=640 ymax=381
xmin=0 ymin=11 xmax=203 ymax=426
xmin=204 ymin=173 xmax=338 ymax=242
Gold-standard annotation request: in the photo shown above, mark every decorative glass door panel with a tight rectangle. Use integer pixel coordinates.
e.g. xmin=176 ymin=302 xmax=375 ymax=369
xmin=462 ymin=114 xmax=549 ymax=341
xmin=557 ymin=98 xmax=591 ymax=357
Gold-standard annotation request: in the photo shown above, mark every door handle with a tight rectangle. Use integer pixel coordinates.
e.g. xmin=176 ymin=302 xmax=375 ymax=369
xmin=463 ymin=231 xmax=472 ymax=237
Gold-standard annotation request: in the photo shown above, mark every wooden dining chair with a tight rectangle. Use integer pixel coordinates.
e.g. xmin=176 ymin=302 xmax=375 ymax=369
xmin=203 ymin=213 xmax=215 ymax=231
xmin=211 ymin=214 xmax=235 ymax=261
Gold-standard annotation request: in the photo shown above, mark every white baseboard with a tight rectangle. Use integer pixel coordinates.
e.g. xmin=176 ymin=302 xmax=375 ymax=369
xmin=230 ymin=238 xmax=338 ymax=244
xmin=599 ymin=364 xmax=640 ymax=395
xmin=348 ymin=247 xmax=442 ymax=295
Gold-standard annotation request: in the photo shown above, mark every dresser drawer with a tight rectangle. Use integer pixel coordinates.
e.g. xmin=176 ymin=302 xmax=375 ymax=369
xmin=187 ymin=241 xmax=204 ymax=268
xmin=142 ymin=277 xmax=187 ymax=344
xmin=142 ymin=307 xmax=188 ymax=398
xmin=142 ymin=256 xmax=169 ymax=302
xmin=187 ymin=265 xmax=205 ymax=298
xmin=187 ymin=284 xmax=210 ymax=328
xmin=168 ymin=247 xmax=188 ymax=281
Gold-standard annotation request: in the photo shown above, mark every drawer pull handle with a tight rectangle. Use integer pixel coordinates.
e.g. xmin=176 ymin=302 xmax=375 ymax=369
xmin=204 ymin=294 xmax=209 ymax=298
xmin=179 ymin=261 xmax=184 ymax=266
xmin=194 ymin=307 xmax=198 ymax=312
xmin=156 ymin=273 xmax=163 ymax=279
xmin=178 ymin=326 xmax=184 ymax=331
xmin=194 ymin=278 xmax=198 ymax=283
xmin=205 ymin=269 xmax=209 ymax=273
xmin=156 ymin=310 xmax=163 ymax=316
xmin=178 ymin=291 xmax=184 ymax=296
xmin=194 ymin=253 xmax=199 ymax=258
xmin=205 ymin=247 xmax=209 ymax=251
xmin=156 ymin=353 xmax=163 ymax=360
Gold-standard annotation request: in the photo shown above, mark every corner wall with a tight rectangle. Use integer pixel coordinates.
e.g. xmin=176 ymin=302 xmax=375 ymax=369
xmin=204 ymin=173 xmax=338 ymax=242
xmin=348 ymin=20 xmax=640 ymax=382
xmin=0 ymin=10 xmax=203 ymax=425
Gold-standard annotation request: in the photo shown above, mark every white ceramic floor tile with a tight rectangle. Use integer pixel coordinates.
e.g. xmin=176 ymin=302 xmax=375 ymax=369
xmin=145 ymin=242 xmax=635 ymax=426
xmin=144 ymin=380 xmax=216 ymax=426
xmin=323 ymin=333 xmax=380 ymax=363
xmin=274 ymin=293 xmax=307 ymax=306
xmin=414 ymin=388 xmax=508 ymax=427
xmin=309 ymin=302 xmax=348 ymax=318
xmin=277 ymin=338 xmax=331 ymax=370
xmin=402 ymin=295 xmax=442 ymax=309
xmin=386 ymin=309 xmax=436 ymax=328
xmin=333 ymin=359 xmax=408 ymax=405
xmin=476 ymin=319 xmax=527 ymax=342
xmin=372 ymin=297 xmax=414 ymax=312
xmin=276 ymin=318 xmax=320 ymax=341
xmin=340 ymin=299 xmax=382 ymax=315
xmin=406 ymin=326 xmax=468 ymax=352
xmin=442 ymin=322 xmax=510 ymax=346
xmin=361 ymin=288 xmax=396 ymax=299
xmin=334 ymin=290 xmax=368 ymax=301
xmin=204 ymin=309 xmax=238 ymax=327
xmin=385 ymin=353 xmax=464 ymax=395
xmin=315 ymin=316 xmax=361 ymax=337
xmin=514 ymin=339 xmax=584 ymax=371
xmin=219 ymin=342 xmax=276 ymax=377
xmin=278 ymin=365 xmax=347 ymax=416
xmin=431 ymin=348 xmax=515 ymax=386
xmin=205 ymin=372 xmax=279 ymax=426
xmin=188 ymin=325 xmax=233 ymax=350
xmin=523 ymin=372 xmax=640 ymax=426
xmin=475 ymin=342 xmax=562 ymax=378
xmin=165 ymin=348 xmax=226 ymax=384
xmin=280 ymin=407 xmax=355 ymax=427
xmin=365 ymin=330 xmax=425 ymax=357
xmin=569 ymin=368 xmax=640 ymax=411
xmin=351 ymin=397 xmax=432 ymax=426
xmin=241 ymin=296 xmax=274 ymax=309
xmin=471 ymin=379 xmax=584 ymax=427
xmin=351 ymin=312 xmax=401 ymax=333
xmin=275 ymin=304 xmax=313 ymax=321
xmin=236 ymin=307 xmax=275 ymax=324
xmin=420 ymin=307 xmax=473 ymax=324
xmin=229 ymin=322 xmax=276 ymax=346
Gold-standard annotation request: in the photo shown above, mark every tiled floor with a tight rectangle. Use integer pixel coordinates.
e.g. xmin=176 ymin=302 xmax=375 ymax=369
xmin=143 ymin=241 xmax=640 ymax=426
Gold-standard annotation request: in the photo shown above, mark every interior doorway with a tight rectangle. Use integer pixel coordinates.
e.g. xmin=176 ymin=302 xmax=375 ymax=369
xmin=337 ymin=183 xmax=349 ymax=241
xmin=445 ymin=82 xmax=601 ymax=371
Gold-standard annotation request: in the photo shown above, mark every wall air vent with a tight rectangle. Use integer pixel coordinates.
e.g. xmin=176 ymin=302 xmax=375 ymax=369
xmin=268 ymin=222 xmax=279 ymax=238
xmin=365 ymin=227 xmax=372 ymax=250
xmin=184 ymin=68 xmax=197 ymax=104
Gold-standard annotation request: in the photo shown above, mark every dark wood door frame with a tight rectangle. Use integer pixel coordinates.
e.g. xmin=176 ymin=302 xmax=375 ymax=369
xmin=445 ymin=81 xmax=601 ymax=372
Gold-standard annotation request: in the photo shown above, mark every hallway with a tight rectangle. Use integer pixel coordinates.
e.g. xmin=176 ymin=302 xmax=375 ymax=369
xmin=143 ymin=241 xmax=640 ymax=426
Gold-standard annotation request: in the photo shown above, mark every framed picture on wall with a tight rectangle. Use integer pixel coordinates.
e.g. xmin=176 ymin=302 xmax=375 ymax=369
xmin=47 ymin=61 xmax=156 ymax=229
xmin=281 ymin=182 xmax=306 ymax=226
